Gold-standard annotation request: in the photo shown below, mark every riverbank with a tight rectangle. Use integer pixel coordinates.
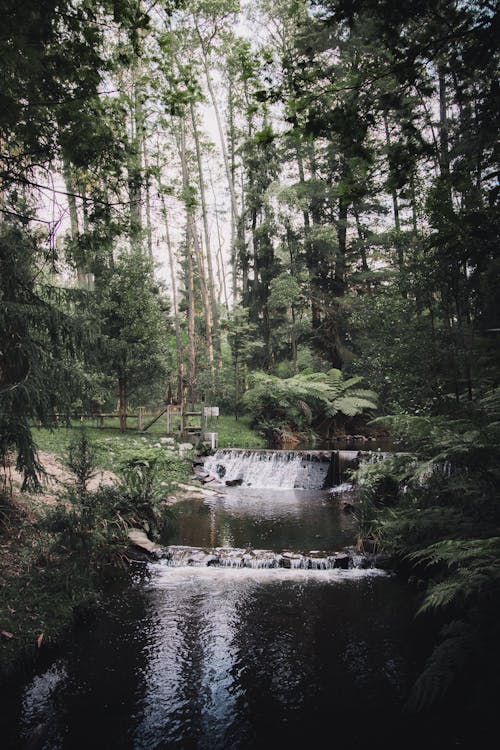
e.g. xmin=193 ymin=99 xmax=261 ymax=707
xmin=0 ymin=417 xmax=267 ymax=678
xmin=0 ymin=438 xmax=190 ymax=678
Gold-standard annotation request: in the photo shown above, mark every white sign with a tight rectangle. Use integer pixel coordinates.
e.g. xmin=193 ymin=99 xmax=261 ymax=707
xmin=204 ymin=406 xmax=219 ymax=417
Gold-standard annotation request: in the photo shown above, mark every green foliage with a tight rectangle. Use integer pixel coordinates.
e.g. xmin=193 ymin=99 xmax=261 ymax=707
xmin=408 ymin=538 xmax=500 ymax=615
xmin=115 ymin=456 xmax=177 ymax=538
xmin=243 ymin=368 xmax=377 ymax=441
xmin=0 ymin=223 xmax=88 ymax=489
xmin=93 ymin=250 xmax=170 ymax=402
xmin=346 ymin=290 xmax=440 ymax=413
xmin=65 ymin=431 xmax=98 ymax=494
xmin=350 ymin=397 xmax=500 ymax=714
xmin=407 ymin=620 xmax=475 ymax=712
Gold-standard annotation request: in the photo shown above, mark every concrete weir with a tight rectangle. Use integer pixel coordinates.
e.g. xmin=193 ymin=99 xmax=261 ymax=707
xmin=202 ymin=448 xmax=373 ymax=489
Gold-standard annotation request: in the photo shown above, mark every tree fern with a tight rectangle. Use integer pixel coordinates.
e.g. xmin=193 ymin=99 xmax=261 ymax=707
xmin=407 ymin=620 xmax=474 ymax=712
xmin=243 ymin=368 xmax=377 ymax=436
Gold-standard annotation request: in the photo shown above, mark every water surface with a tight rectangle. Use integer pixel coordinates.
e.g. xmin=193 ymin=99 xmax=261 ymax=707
xmin=0 ymin=472 xmax=448 ymax=750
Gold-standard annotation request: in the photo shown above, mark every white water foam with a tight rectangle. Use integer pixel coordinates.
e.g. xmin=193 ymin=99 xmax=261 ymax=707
xmin=147 ymin=562 xmax=389 ymax=585
xmin=203 ymin=449 xmax=332 ymax=489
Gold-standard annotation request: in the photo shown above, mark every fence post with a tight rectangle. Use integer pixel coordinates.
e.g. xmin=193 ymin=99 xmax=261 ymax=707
xmin=138 ymin=406 xmax=144 ymax=432
xmin=166 ymin=406 xmax=171 ymax=435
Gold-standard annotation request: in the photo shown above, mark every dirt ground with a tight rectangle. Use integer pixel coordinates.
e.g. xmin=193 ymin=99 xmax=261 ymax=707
xmin=5 ymin=451 xmax=117 ymax=508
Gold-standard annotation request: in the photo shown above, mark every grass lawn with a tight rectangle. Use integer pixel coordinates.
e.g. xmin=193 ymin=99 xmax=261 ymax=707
xmin=31 ymin=412 xmax=266 ymax=464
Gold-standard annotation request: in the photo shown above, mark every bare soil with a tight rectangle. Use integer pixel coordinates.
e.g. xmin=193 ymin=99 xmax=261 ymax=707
xmin=5 ymin=451 xmax=117 ymax=510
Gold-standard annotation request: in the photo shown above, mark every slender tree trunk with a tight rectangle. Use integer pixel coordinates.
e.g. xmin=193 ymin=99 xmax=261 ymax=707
xmin=179 ymin=124 xmax=197 ymax=405
xmin=118 ymin=376 xmax=127 ymax=433
xmin=239 ymin=173 xmax=248 ymax=298
xmin=63 ymin=160 xmax=80 ymax=239
xmin=210 ymin=173 xmax=229 ymax=310
xmin=383 ymin=112 xmax=404 ymax=270
xmin=438 ymin=64 xmax=451 ymax=187
xmin=143 ymin=141 xmax=153 ymax=259
xmin=228 ymin=77 xmax=238 ymax=301
xmin=195 ymin=27 xmax=239 ymax=298
xmin=438 ymin=64 xmax=471 ymax=398
xmin=186 ymin=226 xmax=197 ymax=405
xmin=160 ymin=192 xmax=184 ymax=404
xmin=62 ymin=159 xmax=88 ymax=287
xmin=177 ymin=124 xmax=214 ymax=375
xmin=190 ymin=101 xmax=221 ymax=360
xmin=296 ymin=146 xmax=321 ymax=331
xmin=335 ymin=195 xmax=348 ymax=294
xmin=128 ymin=65 xmax=144 ymax=251
xmin=409 ymin=172 xmax=419 ymax=234
xmin=353 ymin=205 xmax=371 ymax=296
xmin=192 ymin=223 xmax=215 ymax=377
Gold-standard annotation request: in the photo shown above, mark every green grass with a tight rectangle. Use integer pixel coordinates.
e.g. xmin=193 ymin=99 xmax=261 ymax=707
xmin=206 ymin=415 xmax=266 ymax=448
xmin=32 ymin=425 xmax=165 ymax=470
xmin=31 ymin=413 xmax=266 ymax=460
xmin=0 ymin=413 xmax=264 ymax=676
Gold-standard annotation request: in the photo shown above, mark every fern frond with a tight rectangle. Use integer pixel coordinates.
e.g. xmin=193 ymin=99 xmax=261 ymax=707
xmin=407 ymin=620 xmax=473 ymax=712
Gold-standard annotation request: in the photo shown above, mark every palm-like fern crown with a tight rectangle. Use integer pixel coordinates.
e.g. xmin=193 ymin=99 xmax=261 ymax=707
xmin=243 ymin=369 xmax=377 ymax=421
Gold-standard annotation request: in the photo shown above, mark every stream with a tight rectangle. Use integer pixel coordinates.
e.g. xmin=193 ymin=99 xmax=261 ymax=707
xmin=0 ymin=449 xmax=452 ymax=750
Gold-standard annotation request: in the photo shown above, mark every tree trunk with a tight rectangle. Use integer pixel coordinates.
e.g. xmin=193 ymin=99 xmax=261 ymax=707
xmin=438 ymin=64 xmax=451 ymax=187
xmin=302 ymin=146 xmax=322 ymax=331
xmin=118 ymin=377 xmax=127 ymax=433
xmin=210 ymin=173 xmax=229 ymax=310
xmin=128 ymin=64 xmax=144 ymax=251
xmin=160 ymin=192 xmax=184 ymax=404
xmin=335 ymin=195 xmax=348 ymax=294
xmin=186 ymin=230 xmax=197 ymax=405
xmin=143 ymin=140 xmax=153 ymax=259
xmin=353 ymin=205 xmax=371 ymax=295
xmin=177 ymin=124 xmax=214 ymax=379
xmin=62 ymin=159 xmax=89 ymax=288
xmin=383 ymin=111 xmax=404 ymax=270
xmin=195 ymin=26 xmax=239 ymax=298
xmin=190 ymin=101 xmax=221 ymax=360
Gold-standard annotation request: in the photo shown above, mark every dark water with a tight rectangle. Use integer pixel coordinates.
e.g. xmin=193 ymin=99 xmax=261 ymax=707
xmin=167 ymin=488 xmax=356 ymax=553
xmin=0 ymin=484 xmax=458 ymax=750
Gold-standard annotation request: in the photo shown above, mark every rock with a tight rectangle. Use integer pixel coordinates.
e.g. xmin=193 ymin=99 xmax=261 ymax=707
xmin=340 ymin=501 xmax=355 ymax=514
xmin=188 ymin=550 xmax=219 ymax=566
xmin=333 ymin=553 xmax=351 ymax=569
xmin=174 ymin=482 xmax=225 ymax=497
xmin=178 ymin=442 xmax=194 ymax=452
xmin=280 ymin=552 xmax=304 ymax=568
xmin=225 ymin=477 xmax=243 ymax=486
xmin=128 ymin=528 xmax=164 ymax=555
xmin=160 ymin=437 xmax=175 ymax=444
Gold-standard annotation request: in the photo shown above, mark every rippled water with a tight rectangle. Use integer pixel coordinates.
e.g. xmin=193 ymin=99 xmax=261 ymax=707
xmin=167 ymin=488 xmax=356 ymax=552
xmin=0 ymin=484 xmax=445 ymax=750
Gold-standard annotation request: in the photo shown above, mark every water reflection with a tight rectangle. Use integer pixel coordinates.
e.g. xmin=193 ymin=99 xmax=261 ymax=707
xmin=0 ymin=479 xmax=441 ymax=750
xmin=132 ymin=566 xmax=410 ymax=750
xmin=167 ymin=489 xmax=357 ymax=553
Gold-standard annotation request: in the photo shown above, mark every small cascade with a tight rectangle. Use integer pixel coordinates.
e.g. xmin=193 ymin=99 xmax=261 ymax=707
xmin=202 ymin=448 xmax=391 ymax=490
xmin=157 ymin=545 xmax=382 ymax=571
xmin=203 ymin=449 xmax=333 ymax=489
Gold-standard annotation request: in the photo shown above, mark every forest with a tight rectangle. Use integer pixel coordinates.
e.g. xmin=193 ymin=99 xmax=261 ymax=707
xmin=1 ymin=0 xmax=499 ymax=745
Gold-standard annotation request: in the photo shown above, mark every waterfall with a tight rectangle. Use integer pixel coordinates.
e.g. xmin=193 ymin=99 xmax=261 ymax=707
xmin=203 ymin=449 xmax=334 ymax=489
xmin=157 ymin=545 xmax=380 ymax=571
xmin=203 ymin=448 xmax=370 ymax=489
